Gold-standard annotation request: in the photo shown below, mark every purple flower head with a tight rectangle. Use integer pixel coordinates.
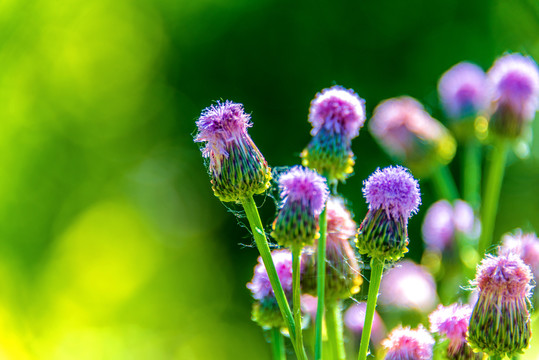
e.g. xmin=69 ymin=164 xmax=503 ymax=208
xmin=468 ymin=253 xmax=534 ymax=357
xmin=473 ymin=254 xmax=533 ymax=299
xmin=363 ymin=166 xmax=421 ymax=221
xmin=422 ymin=200 xmax=476 ymax=251
xmin=326 ymin=197 xmax=357 ymax=244
xmin=195 ymin=101 xmax=271 ymax=202
xmin=382 ymin=325 xmax=435 ymax=360
xmin=279 ymin=166 xmax=329 ymax=216
xmin=438 ymin=62 xmax=489 ymax=119
xmin=195 ymin=101 xmax=252 ymax=161
xmin=488 ymin=53 xmax=539 ymax=122
xmin=430 ymin=303 xmax=471 ymax=344
xmin=247 ymin=249 xmax=293 ymax=302
xmin=379 ymin=260 xmax=437 ymax=311
xmin=499 ymin=230 xmax=539 ymax=279
xmin=344 ymin=302 xmax=386 ymax=346
xmin=309 ymin=86 xmax=366 ymax=141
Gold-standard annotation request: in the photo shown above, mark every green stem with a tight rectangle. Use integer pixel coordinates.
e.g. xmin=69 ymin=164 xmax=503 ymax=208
xmin=478 ymin=140 xmax=509 ymax=256
xmin=358 ymin=258 xmax=384 ymax=360
xmin=270 ymin=328 xmax=286 ymax=360
xmin=326 ymin=300 xmax=345 ymax=360
xmin=315 ymin=207 xmax=328 ymax=360
xmin=240 ymin=196 xmax=304 ymax=359
xmin=489 ymin=355 xmax=503 ymax=360
xmin=431 ymin=165 xmax=459 ymax=201
xmin=463 ymin=140 xmax=481 ymax=210
xmin=292 ymin=244 xmax=306 ymax=360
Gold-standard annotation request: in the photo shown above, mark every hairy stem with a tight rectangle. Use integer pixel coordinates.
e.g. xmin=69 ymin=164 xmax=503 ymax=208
xmin=315 ymin=207 xmax=328 ymax=360
xmin=292 ymin=244 xmax=307 ymax=360
xmin=326 ymin=300 xmax=346 ymax=360
xmin=358 ymin=258 xmax=384 ymax=360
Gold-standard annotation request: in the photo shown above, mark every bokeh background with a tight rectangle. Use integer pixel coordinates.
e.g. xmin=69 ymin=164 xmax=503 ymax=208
xmin=1 ymin=0 xmax=539 ymax=358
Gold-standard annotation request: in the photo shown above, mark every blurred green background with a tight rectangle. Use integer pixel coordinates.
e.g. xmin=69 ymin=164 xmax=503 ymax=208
xmin=1 ymin=0 xmax=539 ymax=358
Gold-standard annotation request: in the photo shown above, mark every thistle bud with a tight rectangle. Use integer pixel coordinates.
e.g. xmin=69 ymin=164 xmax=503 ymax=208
xmin=369 ymin=97 xmax=456 ymax=177
xmin=272 ymin=166 xmax=329 ymax=247
xmin=301 ymin=86 xmax=366 ymax=183
xmin=381 ymin=325 xmax=435 ymax=360
xmin=301 ymin=197 xmax=362 ymax=300
xmin=487 ymin=53 xmax=539 ymax=138
xmin=195 ymin=101 xmax=272 ymax=202
xmin=356 ymin=166 xmax=421 ymax=261
xmin=247 ymin=249 xmax=294 ymax=329
xmin=429 ymin=303 xmax=482 ymax=360
xmin=467 ymin=254 xmax=534 ymax=357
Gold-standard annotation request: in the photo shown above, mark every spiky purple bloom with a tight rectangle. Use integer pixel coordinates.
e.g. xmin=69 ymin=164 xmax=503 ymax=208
xmin=302 ymin=86 xmax=366 ymax=183
xmin=369 ymin=97 xmax=456 ymax=176
xmin=488 ymin=53 xmax=539 ymax=137
xmin=438 ymin=62 xmax=489 ymax=119
xmin=379 ymin=260 xmax=437 ymax=311
xmin=357 ymin=166 xmax=421 ymax=260
xmin=422 ymin=200 xmax=476 ymax=251
xmin=344 ymin=302 xmax=386 ymax=347
xmin=195 ymin=101 xmax=271 ymax=202
xmin=272 ymin=166 xmax=329 ymax=247
xmin=247 ymin=249 xmax=294 ymax=328
xmin=499 ymin=230 xmax=539 ymax=279
xmin=468 ymin=254 xmax=533 ymax=357
xmin=382 ymin=325 xmax=435 ymax=360
xmin=301 ymin=197 xmax=362 ymax=300
xmin=429 ymin=303 xmax=482 ymax=359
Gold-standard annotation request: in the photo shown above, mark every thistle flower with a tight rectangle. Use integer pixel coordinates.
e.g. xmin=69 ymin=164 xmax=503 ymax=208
xmin=499 ymin=230 xmax=539 ymax=279
xmin=301 ymin=197 xmax=362 ymax=300
xmin=429 ymin=303 xmax=482 ymax=360
xmin=247 ymin=249 xmax=294 ymax=328
xmin=438 ymin=62 xmax=489 ymax=120
xmin=487 ymin=53 xmax=539 ymax=138
xmin=369 ymin=97 xmax=456 ymax=176
xmin=379 ymin=260 xmax=437 ymax=311
xmin=356 ymin=166 xmax=421 ymax=261
xmin=344 ymin=302 xmax=386 ymax=347
xmin=272 ymin=166 xmax=329 ymax=247
xmin=381 ymin=325 xmax=435 ymax=360
xmin=422 ymin=200 xmax=476 ymax=251
xmin=467 ymin=254 xmax=533 ymax=357
xmin=301 ymin=86 xmax=366 ymax=183
xmin=195 ymin=101 xmax=272 ymax=202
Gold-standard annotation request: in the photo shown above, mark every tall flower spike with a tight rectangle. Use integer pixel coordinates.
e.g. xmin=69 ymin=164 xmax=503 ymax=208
xmin=301 ymin=197 xmax=362 ymax=300
xmin=487 ymin=53 xmax=539 ymax=138
xmin=467 ymin=254 xmax=534 ymax=357
xmin=369 ymin=97 xmax=456 ymax=177
xmin=381 ymin=325 xmax=434 ymax=360
xmin=195 ymin=101 xmax=272 ymax=202
xmin=429 ymin=303 xmax=482 ymax=360
xmin=356 ymin=166 xmax=421 ymax=261
xmin=247 ymin=249 xmax=295 ymax=329
xmin=301 ymin=86 xmax=366 ymax=183
xmin=272 ymin=166 xmax=329 ymax=247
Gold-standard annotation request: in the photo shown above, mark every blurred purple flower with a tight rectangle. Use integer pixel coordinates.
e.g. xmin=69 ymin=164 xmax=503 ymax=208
xmin=344 ymin=302 xmax=386 ymax=347
xmin=247 ymin=249 xmax=294 ymax=302
xmin=438 ymin=62 xmax=489 ymax=119
xmin=499 ymin=230 xmax=539 ymax=279
xmin=379 ymin=260 xmax=437 ymax=311
xmin=382 ymin=325 xmax=434 ymax=360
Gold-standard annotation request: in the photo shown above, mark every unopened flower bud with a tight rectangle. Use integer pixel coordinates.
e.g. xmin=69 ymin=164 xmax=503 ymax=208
xmin=382 ymin=325 xmax=434 ymax=360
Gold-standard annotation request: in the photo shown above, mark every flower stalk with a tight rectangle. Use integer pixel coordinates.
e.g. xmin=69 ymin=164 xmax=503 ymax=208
xmin=315 ymin=206 xmax=328 ymax=360
xmin=358 ymin=258 xmax=384 ymax=360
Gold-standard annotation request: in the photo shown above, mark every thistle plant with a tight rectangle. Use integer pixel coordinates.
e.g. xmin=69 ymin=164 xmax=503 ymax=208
xmin=194 ymin=52 xmax=539 ymax=360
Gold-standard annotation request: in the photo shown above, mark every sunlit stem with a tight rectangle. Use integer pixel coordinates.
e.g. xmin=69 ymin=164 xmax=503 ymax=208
xmin=358 ymin=258 xmax=384 ymax=360
xmin=241 ymin=196 xmax=306 ymax=359
xmin=326 ymin=300 xmax=345 ymax=360
xmin=463 ymin=139 xmax=481 ymax=210
xmin=479 ymin=140 xmax=509 ymax=255
xmin=270 ymin=328 xmax=286 ymax=360
xmin=431 ymin=165 xmax=459 ymax=201
xmin=314 ymin=206 xmax=328 ymax=360
xmin=292 ymin=244 xmax=307 ymax=360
